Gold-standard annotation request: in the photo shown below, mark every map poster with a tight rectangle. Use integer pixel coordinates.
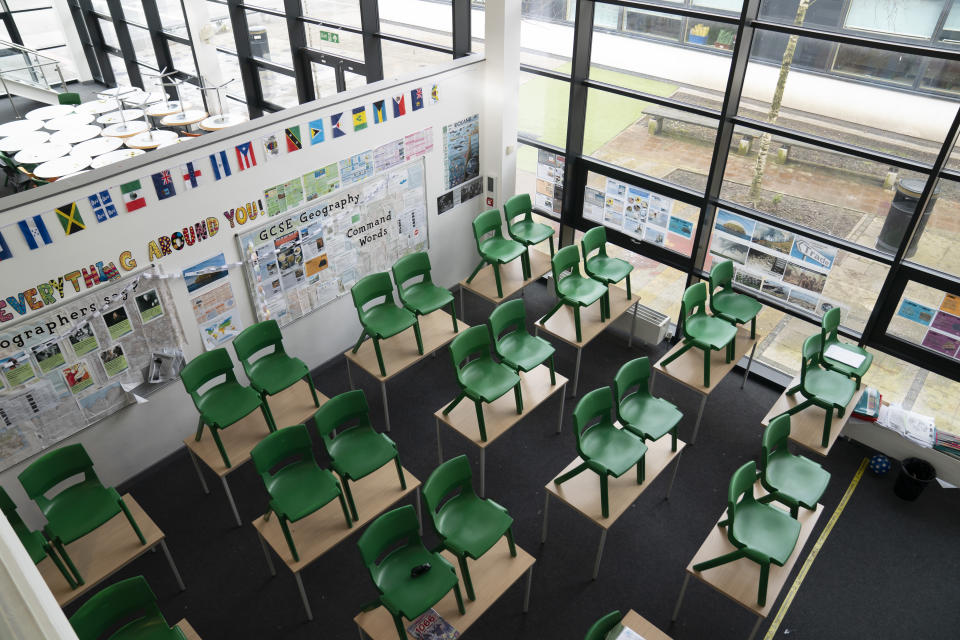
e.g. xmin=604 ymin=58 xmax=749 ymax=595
xmin=443 ymin=114 xmax=479 ymax=190
xmin=191 ymin=282 xmax=242 ymax=351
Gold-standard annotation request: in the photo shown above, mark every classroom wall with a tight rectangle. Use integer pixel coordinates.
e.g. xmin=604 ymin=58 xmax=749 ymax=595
xmin=0 ymin=56 xmax=487 ymax=527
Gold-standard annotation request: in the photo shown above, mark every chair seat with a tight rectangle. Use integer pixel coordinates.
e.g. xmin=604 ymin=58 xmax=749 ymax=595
xmin=13 ymin=523 xmax=49 ymax=564
xmin=766 ymin=451 xmax=831 ymax=509
xmin=268 ymin=461 xmax=343 ymax=522
xmin=497 ymin=332 xmax=555 ymax=372
xmin=731 ymin=501 xmax=801 ymax=565
xmin=401 ymin=282 xmax=454 ymax=315
xmin=112 ymin=619 xmax=186 ymax=640
xmin=557 ymin=274 xmax=606 ymax=307
xmin=585 ymin=255 xmax=632 ymax=285
xmin=509 ymin=220 xmax=553 ymax=246
xmin=803 ymin=368 xmax=857 ymax=409
xmin=581 ymin=425 xmax=647 ymax=477
xmin=329 ymin=427 xmax=398 ymax=480
xmin=460 ymin=359 xmax=520 ymax=403
xmin=360 ymin=303 xmax=418 ymax=340
xmin=479 ymin=236 xmax=525 ymax=264
xmin=619 ymin=395 xmax=682 ymax=441
xmin=44 ymin=482 xmax=122 ymax=544
xmin=434 ymin=494 xmax=513 ymax=559
xmin=376 ymin=548 xmax=458 ymax=619
xmin=713 ymin=290 xmax=762 ymax=324
xmin=686 ymin=315 xmax=737 ymax=350
xmin=196 ymin=380 xmax=263 ymax=429
xmin=246 ymin=352 xmax=309 ymax=396
xmin=822 ymin=340 xmax=873 ymax=379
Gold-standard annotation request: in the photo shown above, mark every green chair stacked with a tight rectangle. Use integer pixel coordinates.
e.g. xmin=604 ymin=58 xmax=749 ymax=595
xmin=693 ymin=461 xmax=801 ymax=607
xmin=614 ymin=356 xmax=682 ymax=452
xmin=312 ymin=389 xmax=406 ymax=521
xmin=503 ymin=193 xmax=556 ymax=260
xmin=443 ymin=325 xmax=523 ymax=442
xmin=466 ymin=209 xmax=528 ymax=298
xmin=233 ymin=319 xmax=319 ymax=434
xmin=351 ymin=272 xmax=424 ymax=377
xmin=584 ymin=610 xmax=622 ymax=640
xmin=58 ymin=92 xmax=82 ymax=106
xmin=358 ymin=505 xmax=465 ymax=640
xmin=182 ymin=348 xmax=273 ymax=468
xmin=392 ymin=250 xmax=459 ymax=333
xmin=819 ymin=307 xmax=872 ymax=389
xmin=0 ymin=486 xmax=76 ymax=588
xmin=540 ymin=244 xmax=608 ymax=342
xmin=69 ymin=575 xmax=187 ymax=640
xmin=18 ymin=443 xmax=147 ymax=587
xmin=659 ymin=282 xmax=737 ymax=387
xmin=250 ymin=424 xmax=352 ymax=563
xmin=554 ymin=387 xmax=647 ymax=518
xmin=709 ymin=259 xmax=762 ymax=339
xmin=581 ymin=226 xmax=633 ymax=319
xmin=759 ymin=414 xmax=831 ymax=518
xmin=488 ymin=298 xmax=556 ymax=385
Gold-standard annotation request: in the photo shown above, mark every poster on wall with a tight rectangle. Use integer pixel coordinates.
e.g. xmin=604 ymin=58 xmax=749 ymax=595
xmin=535 ymin=150 xmax=564 ymax=216
xmin=897 ymin=293 xmax=960 ymax=360
xmin=191 ymin=282 xmax=242 ymax=350
xmin=443 ymin=114 xmax=479 ymax=190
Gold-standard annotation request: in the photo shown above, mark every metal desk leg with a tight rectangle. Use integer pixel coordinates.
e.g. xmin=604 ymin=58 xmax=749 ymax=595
xmin=522 ymin=566 xmax=534 ymax=612
xmin=258 ymin=531 xmax=276 ymax=576
xmin=534 ymin=325 xmax=539 ymax=337
xmin=592 ymin=529 xmax=608 ymax=580
xmin=435 ymin=417 xmax=443 ymax=464
xmin=572 ymin=347 xmax=583 ymax=397
xmin=480 ymin=448 xmax=486 ymax=498
xmin=690 ymin=394 xmax=708 ymax=445
xmin=665 ymin=450 xmax=682 ymax=500
xmin=381 ymin=381 xmax=391 ymax=432
xmin=540 ymin=493 xmax=550 ymax=543
xmin=747 ymin=616 xmax=763 ymax=640
xmin=221 ymin=476 xmax=242 ymax=527
xmin=556 ymin=391 xmax=565 ymax=434
xmin=459 ymin=286 xmax=465 ymax=321
xmin=294 ymin=571 xmax=313 ymax=620
xmin=628 ymin=302 xmax=638 ymax=348
xmin=159 ymin=540 xmax=185 ymax=590
xmin=741 ymin=341 xmax=758 ymax=390
xmin=187 ymin=449 xmax=209 ymax=495
xmin=357 ymin=625 xmax=367 ymax=640
xmin=346 ymin=358 xmax=354 ymax=390
xmin=672 ymin=573 xmax=691 ymax=621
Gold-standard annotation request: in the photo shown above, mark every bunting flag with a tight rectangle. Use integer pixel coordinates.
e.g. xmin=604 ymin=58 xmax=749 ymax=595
xmin=373 ymin=100 xmax=387 ymax=124
xmin=431 ymin=84 xmax=439 ymax=104
xmin=352 ymin=106 xmax=367 ymax=131
xmin=309 ymin=118 xmax=324 ymax=145
xmin=411 ymin=87 xmax=424 ymax=111
xmin=285 ymin=125 xmax=302 ymax=151
xmin=331 ymin=113 xmax=346 ymax=138
xmin=392 ymin=94 xmax=406 ymax=117
xmin=235 ymin=141 xmax=257 ymax=170
xmin=120 ymin=179 xmax=146 ymax=212
xmin=262 ymin=133 xmax=281 ymax=161
xmin=18 ymin=215 xmax=52 ymax=250
xmin=55 ymin=202 xmax=85 ymax=235
xmin=0 ymin=231 xmax=11 ymax=261
xmin=210 ymin=151 xmax=232 ymax=181
xmin=181 ymin=161 xmax=203 ymax=190
xmin=88 ymin=190 xmax=118 ymax=222
xmin=151 ymin=170 xmax=177 ymax=200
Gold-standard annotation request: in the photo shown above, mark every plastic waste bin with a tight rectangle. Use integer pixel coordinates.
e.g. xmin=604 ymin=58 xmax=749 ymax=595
xmin=893 ymin=457 xmax=936 ymax=501
xmin=875 ymin=178 xmax=940 ymax=257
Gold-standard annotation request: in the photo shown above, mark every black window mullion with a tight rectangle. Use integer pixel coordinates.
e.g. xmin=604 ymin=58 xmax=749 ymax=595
xmin=1 ymin=10 xmax=23 ymax=45
xmin=283 ymin=0 xmax=313 ymax=104
xmin=105 ymin=0 xmax=143 ymax=88
xmin=226 ymin=0 xmax=264 ymax=118
xmin=452 ymin=0 xmax=471 ymax=57
xmin=140 ymin=0 xmax=177 ymax=100
xmin=77 ymin=0 xmax=113 ymax=85
xmin=359 ymin=0 xmax=383 ymax=83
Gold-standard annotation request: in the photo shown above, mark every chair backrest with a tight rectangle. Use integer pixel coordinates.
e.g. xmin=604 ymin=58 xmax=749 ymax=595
xmin=392 ymin=251 xmax=433 ymax=294
xmin=357 ymin=504 xmax=421 ymax=577
xmin=0 ymin=486 xmax=26 ymax=529
xmin=18 ymin=444 xmax=96 ymax=510
xmin=487 ymin=299 xmax=527 ymax=345
xmin=613 ymin=356 xmax=652 ymax=406
xmin=58 ymin=92 xmax=81 ymax=106
xmin=820 ymin=306 xmax=841 ymax=344
xmin=472 ymin=209 xmax=505 ymax=249
xmin=423 ymin=455 xmax=475 ymax=519
xmin=584 ymin=610 xmax=622 ymax=640
xmin=761 ymin=414 xmax=791 ymax=474
xmin=180 ymin=349 xmax=238 ymax=402
xmin=449 ymin=326 xmax=492 ymax=383
xmin=572 ymin=387 xmax=615 ymax=455
xmin=69 ymin=575 xmax=165 ymax=640
xmin=233 ymin=319 xmax=284 ymax=367
xmin=551 ymin=244 xmax=583 ymax=295
xmin=709 ymin=259 xmax=734 ymax=298
xmin=311 ymin=389 xmax=371 ymax=444
xmin=725 ymin=460 xmax=759 ymax=548
xmin=679 ymin=282 xmax=708 ymax=338
xmin=581 ymin=226 xmax=608 ymax=262
xmin=799 ymin=334 xmax=824 ymax=390
xmin=503 ymin=194 xmax=532 ymax=225
xmin=351 ymin=271 xmax=396 ymax=313
xmin=250 ymin=424 xmax=315 ymax=482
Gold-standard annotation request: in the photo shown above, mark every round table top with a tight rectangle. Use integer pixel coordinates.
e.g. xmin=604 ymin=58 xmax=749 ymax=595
xmin=101 ymin=121 xmax=150 ymax=138
xmin=0 ymin=130 xmax=50 ymax=152
xmin=76 ymin=99 xmax=116 ymax=115
xmin=34 ymin=155 xmax=92 ymax=179
xmin=25 ymin=104 xmax=76 ymax=121
xmin=44 ymin=113 xmax=95 ymax=131
xmin=125 ymin=129 xmax=179 ymax=150
xmin=156 ymin=137 xmax=190 ymax=148
xmin=145 ymin=101 xmax=187 ymax=116
xmin=97 ymin=109 xmax=145 ymax=125
xmin=161 ymin=110 xmax=208 ymax=126
xmin=14 ymin=142 xmax=72 ymax=164
xmin=199 ymin=113 xmax=248 ymax=131
xmin=0 ymin=119 xmax=44 ymax=137
xmin=96 ymin=86 xmax=137 ymax=98
xmin=73 ymin=135 xmax=123 ymax=157
xmin=50 ymin=125 xmax=102 ymax=145
xmin=123 ymin=90 xmax=165 ymax=106
xmin=90 ymin=148 xmax=145 ymax=168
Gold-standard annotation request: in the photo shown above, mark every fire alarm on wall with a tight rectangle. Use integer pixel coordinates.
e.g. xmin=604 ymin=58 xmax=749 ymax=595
xmin=486 ymin=197 xmax=494 ymax=207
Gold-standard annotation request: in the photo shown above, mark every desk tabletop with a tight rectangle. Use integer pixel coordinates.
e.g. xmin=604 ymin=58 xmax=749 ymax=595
xmin=101 ymin=121 xmax=150 ymax=138
xmin=14 ymin=142 xmax=71 ymax=164
xmin=537 ymin=284 xmax=636 ymax=348
xmin=44 ymin=112 xmax=94 ymax=131
xmin=0 ymin=129 xmax=49 ymax=152
xmin=761 ymin=376 xmax=860 ymax=456
xmin=459 ymin=248 xmax=551 ymax=303
xmin=73 ymin=135 xmax=123 ymax=157
xmin=0 ymin=118 xmax=43 ymax=137
xmin=654 ymin=326 xmax=763 ymax=394
xmin=76 ymin=99 xmax=116 ymax=115
xmin=621 ymin=610 xmax=673 ymax=640
xmin=25 ymin=104 xmax=75 ymax=121
xmin=90 ymin=148 xmax=145 ymax=168
xmin=49 ymin=124 xmax=102 ymax=145
xmin=199 ymin=113 xmax=247 ymax=131
xmin=161 ymin=110 xmax=209 ymax=126
xmin=146 ymin=100 xmax=187 ymax=116
xmin=126 ymin=129 xmax=180 ymax=149
xmin=34 ymin=154 xmax=91 ymax=179
xmin=97 ymin=109 xmax=145 ymax=125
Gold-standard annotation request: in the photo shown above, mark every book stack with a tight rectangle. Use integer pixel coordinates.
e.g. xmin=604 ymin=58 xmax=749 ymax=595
xmin=877 ymin=404 xmax=935 ymax=448
xmin=934 ymin=430 xmax=960 ymax=460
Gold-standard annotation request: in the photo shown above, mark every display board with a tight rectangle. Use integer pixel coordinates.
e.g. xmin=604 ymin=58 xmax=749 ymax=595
xmin=237 ymin=158 xmax=429 ymax=326
xmin=896 ymin=293 xmax=960 ymax=359
xmin=0 ymin=270 xmax=185 ymax=471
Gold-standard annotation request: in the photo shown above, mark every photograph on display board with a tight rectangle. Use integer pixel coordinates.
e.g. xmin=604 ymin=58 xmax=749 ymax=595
xmin=99 ymin=345 xmax=129 ymax=378
xmin=734 ymin=269 xmax=763 ymax=291
xmin=788 ymin=288 xmax=819 ymax=312
xmin=714 ymin=209 xmax=756 ymax=242
xmin=184 ymin=253 xmax=229 ymax=293
xmin=782 ymin=262 xmax=827 ymax=294
xmin=940 ymin=293 xmax=960 ymax=316
xmin=711 ymin=236 xmax=749 ymax=264
xmin=31 ymin=339 xmax=65 ymax=375
xmin=898 ymin=300 xmax=936 ymax=325
xmin=746 ymin=247 xmax=786 ymax=275
xmin=1 ymin=353 xmax=36 ymax=387
xmin=605 ymin=180 xmax=626 ymax=198
xmin=135 ymin=289 xmax=164 ymax=324
xmin=761 ymin=281 xmax=790 ymax=301
xmin=63 ymin=361 xmax=94 ymax=395
xmin=931 ymin=310 xmax=960 ymax=337
xmin=790 ymin=237 xmax=837 ymax=271
xmin=922 ymin=330 xmax=960 ymax=357
xmin=644 ymin=226 xmax=665 ymax=245
xmin=752 ymin=221 xmax=795 ymax=255
xmin=103 ymin=306 xmax=133 ymax=341
xmin=668 ymin=216 xmax=693 ymax=239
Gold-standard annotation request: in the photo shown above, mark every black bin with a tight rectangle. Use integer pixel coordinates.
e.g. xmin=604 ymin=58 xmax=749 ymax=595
xmin=893 ymin=457 xmax=936 ymax=501
xmin=249 ymin=26 xmax=270 ymax=58
xmin=875 ymin=178 xmax=940 ymax=257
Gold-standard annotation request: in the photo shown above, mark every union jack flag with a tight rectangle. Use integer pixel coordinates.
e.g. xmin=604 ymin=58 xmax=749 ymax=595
xmin=151 ymin=170 xmax=176 ymax=200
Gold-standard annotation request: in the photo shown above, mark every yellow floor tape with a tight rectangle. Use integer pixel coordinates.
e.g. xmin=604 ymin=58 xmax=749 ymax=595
xmin=763 ymin=457 xmax=869 ymax=640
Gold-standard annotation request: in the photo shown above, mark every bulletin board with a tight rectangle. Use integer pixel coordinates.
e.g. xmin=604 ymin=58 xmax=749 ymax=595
xmin=237 ymin=157 xmax=429 ymax=326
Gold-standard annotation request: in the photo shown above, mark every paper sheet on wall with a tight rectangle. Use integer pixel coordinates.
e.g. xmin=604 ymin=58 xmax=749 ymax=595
xmin=191 ymin=282 xmax=242 ymax=350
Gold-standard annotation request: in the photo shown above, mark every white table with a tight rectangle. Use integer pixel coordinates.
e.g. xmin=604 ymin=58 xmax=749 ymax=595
xmin=199 ymin=113 xmax=247 ymax=131
xmin=50 ymin=125 xmax=102 ymax=145
xmin=76 ymin=99 xmax=116 ymax=115
xmin=0 ymin=119 xmax=43 ymax=137
xmin=25 ymin=105 xmax=75 ymax=121
xmin=156 ymin=137 xmax=189 ymax=148
xmin=125 ymin=129 xmax=179 ymax=149
xmin=101 ymin=121 xmax=149 ymax=138
xmin=160 ymin=109 xmax=208 ymax=127
xmin=97 ymin=109 xmax=145 ymax=125
xmin=44 ymin=113 xmax=95 ymax=131
xmin=90 ymin=148 xmax=145 ymax=168
xmin=34 ymin=155 xmax=91 ymax=179
xmin=0 ymin=130 xmax=50 ymax=152
xmin=145 ymin=101 xmax=186 ymax=117
xmin=73 ymin=136 xmax=123 ymax=157
xmin=14 ymin=142 xmax=71 ymax=164
xmin=123 ymin=90 xmax=164 ymax=106
xmin=96 ymin=86 xmax=136 ymax=99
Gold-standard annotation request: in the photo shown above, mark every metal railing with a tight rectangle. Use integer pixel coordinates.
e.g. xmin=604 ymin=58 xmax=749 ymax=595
xmin=0 ymin=40 xmax=67 ymax=117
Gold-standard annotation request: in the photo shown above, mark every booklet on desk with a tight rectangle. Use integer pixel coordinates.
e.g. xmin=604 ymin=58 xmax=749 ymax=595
xmin=824 ymin=343 xmax=866 ymax=368
xmin=605 ymin=624 xmax=646 ymax=640
xmin=407 ymin=609 xmax=459 ymax=640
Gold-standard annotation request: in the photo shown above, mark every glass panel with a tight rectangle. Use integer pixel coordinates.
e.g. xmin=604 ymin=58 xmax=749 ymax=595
xmin=520 ymin=4 xmax=573 ymax=72
xmin=378 ymin=0 xmax=453 ymax=49
xmin=940 ymin=0 xmax=960 ymax=42
xmin=40 ymin=45 xmax=76 ymax=79
xmin=16 ymin=7 xmax=64 ymax=50
xmin=207 ymin=1 xmax=236 ymax=51
xmin=246 ymin=0 xmax=285 ymax=11
xmin=380 ymin=40 xmax=451 ymax=79
xmin=108 ymin=53 xmax=130 ymax=86
xmin=344 ymin=69 xmax=365 ymax=91
xmin=301 ymin=0 xmax=361 ymax=28
xmin=908 ymin=178 xmax=960 ymax=277
xmin=518 ymin=71 xmax=568 ymax=148
xmin=921 ymin=58 xmax=960 ymax=93
xmin=693 ymin=0 xmax=743 ymax=10
xmin=128 ymin=25 xmax=157 ymax=69
xmin=750 ymin=29 xmax=834 ymax=68
xmin=833 ymin=43 xmax=922 ymax=86
xmin=622 ymin=9 xmax=683 ymax=42
xmin=246 ymin=9 xmax=292 ymax=67
xmin=168 ymin=40 xmax=197 ymax=76
xmin=759 ymin=0 xmax=868 ymax=30
xmin=119 ymin=0 xmax=146 ymax=25
xmin=686 ymin=20 xmax=738 ymax=50
xmin=99 ymin=18 xmax=120 ymax=50
xmin=845 ymin=0 xmax=946 ymax=39
xmin=310 ymin=61 xmax=337 ymax=97
xmin=157 ymin=0 xmax=188 ymax=37
xmin=258 ymin=68 xmax=298 ymax=108
xmin=594 ymin=4 xmax=620 ymax=29
xmin=217 ymin=50 xmax=243 ymax=87
xmin=516 ymin=144 xmax=564 ymax=219
xmin=888 ymin=281 xmax=960 ymax=363
xmin=7 ymin=0 xmax=54 ymax=9
xmin=304 ymin=23 xmax=364 ymax=60
xmin=471 ymin=1 xmax=484 ymax=54
xmin=91 ymin=0 xmax=109 ymax=14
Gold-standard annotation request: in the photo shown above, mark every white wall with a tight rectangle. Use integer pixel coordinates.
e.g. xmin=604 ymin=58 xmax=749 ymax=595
xmin=0 ymin=56 xmax=487 ymax=527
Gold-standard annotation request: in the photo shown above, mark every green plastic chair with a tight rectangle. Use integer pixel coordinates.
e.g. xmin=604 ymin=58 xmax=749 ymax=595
xmin=18 ymin=444 xmax=146 ymax=587
xmin=782 ymin=335 xmax=857 ymax=448
xmin=392 ymin=251 xmax=458 ymax=332
xmin=233 ymin=319 xmax=319 ymax=433
xmin=351 ymin=271 xmax=424 ymax=377
xmin=582 ymin=226 xmax=633 ymax=320
xmin=693 ymin=460 xmax=801 ymax=607
xmin=614 ymin=357 xmax=682 ymax=451
xmin=423 ymin=455 xmax=516 ymax=601
xmin=181 ymin=348 xmax=273 ymax=469
xmin=443 ymin=325 xmax=523 ymax=442
xmin=488 ymin=298 xmax=556 ymax=385
xmin=69 ymin=575 xmax=187 ymax=640
xmin=250 ymin=424 xmax=351 ymax=563
xmin=0 ymin=486 xmax=77 ymax=589
xmin=466 ymin=209 xmax=528 ymax=297
xmin=659 ymin=282 xmax=738 ymax=387
xmin=584 ymin=610 xmax=622 ymax=640
xmin=311 ymin=389 xmax=406 ymax=521
xmin=58 ymin=92 xmax=82 ymax=106
xmin=760 ymin=414 xmax=831 ymax=518
xmin=820 ymin=307 xmax=872 ymax=389
xmin=554 ymin=387 xmax=647 ymax=518
xmin=540 ymin=244 xmax=608 ymax=342
xmin=503 ymin=193 xmax=556 ymax=260
xmin=357 ymin=505 xmax=465 ymax=640
xmin=709 ymin=259 xmax=762 ymax=339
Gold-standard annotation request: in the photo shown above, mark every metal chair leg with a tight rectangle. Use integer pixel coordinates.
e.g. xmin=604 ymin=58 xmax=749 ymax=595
xmin=475 ymin=399 xmax=487 ymax=441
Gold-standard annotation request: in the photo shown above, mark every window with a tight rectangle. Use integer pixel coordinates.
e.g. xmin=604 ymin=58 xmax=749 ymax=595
xmin=301 ymin=0 xmax=361 ymax=28
xmin=258 ymin=68 xmax=298 ymax=108
xmin=622 ymin=9 xmax=682 ymax=42
xmin=304 ymin=23 xmax=364 ymax=60
xmin=310 ymin=61 xmax=337 ymax=97
xmin=844 ymin=0 xmax=946 ymax=39
xmin=906 ymin=178 xmax=960 ymax=277
xmin=380 ymin=40 xmax=451 ymax=79
xmin=516 ymin=143 xmax=564 ymax=219
xmin=833 ymin=43 xmax=923 ymax=85
xmin=520 ymin=5 xmax=573 ymax=71
xmin=119 ymin=0 xmax=146 ymax=25
xmin=99 ymin=18 xmax=120 ymax=50
xmin=168 ymin=41 xmax=197 ymax=76
xmin=378 ymin=0 xmax=453 ymax=49
xmin=156 ymin=0 xmax=188 ymax=37
xmin=128 ymin=25 xmax=157 ymax=69
xmin=518 ymin=71 xmax=568 ymax=148
xmin=686 ymin=20 xmax=738 ymax=50
xmin=246 ymin=9 xmax=293 ymax=67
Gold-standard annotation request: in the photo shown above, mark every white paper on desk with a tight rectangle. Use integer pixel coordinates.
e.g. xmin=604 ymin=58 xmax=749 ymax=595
xmin=884 ymin=404 xmax=935 ymax=448
xmin=936 ymin=478 xmax=957 ymax=489
xmin=824 ymin=344 xmax=866 ymax=368
xmin=608 ymin=626 xmax=646 ymax=640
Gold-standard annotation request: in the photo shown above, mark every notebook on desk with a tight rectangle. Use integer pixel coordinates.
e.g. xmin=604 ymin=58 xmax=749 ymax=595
xmin=605 ymin=625 xmax=646 ymax=640
xmin=824 ymin=343 xmax=866 ymax=368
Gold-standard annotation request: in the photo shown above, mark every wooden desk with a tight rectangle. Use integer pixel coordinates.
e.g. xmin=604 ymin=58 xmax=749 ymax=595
xmin=653 ymin=327 xmax=762 ymax=444
xmin=435 ymin=364 xmax=568 ymax=496
xmin=37 ymin=495 xmax=184 ymax=606
xmin=620 ymin=610 xmax=673 ymax=640
xmin=177 ymin=620 xmax=201 ymax=640
xmin=536 ymin=284 xmax=639 ymax=396
xmin=185 ymin=380 xmax=327 ymax=526
xmin=253 ymin=463 xmax=421 ymax=620
xmin=345 ymin=308 xmax=466 ymax=432
xmin=543 ymin=434 xmax=686 ymax=578
xmin=355 ymin=537 xmax=535 ymax=640
xmin=761 ymin=376 xmax=860 ymax=456
xmin=458 ymin=247 xmax=551 ymax=317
